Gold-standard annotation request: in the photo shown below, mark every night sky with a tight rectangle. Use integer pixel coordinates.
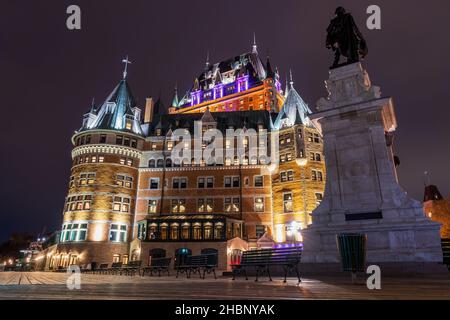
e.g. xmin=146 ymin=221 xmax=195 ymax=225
xmin=1 ymin=0 xmax=449 ymax=242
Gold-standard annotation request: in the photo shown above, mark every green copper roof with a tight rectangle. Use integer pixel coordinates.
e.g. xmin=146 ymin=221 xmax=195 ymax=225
xmin=85 ymin=79 xmax=143 ymax=135
xmin=273 ymin=82 xmax=312 ymax=130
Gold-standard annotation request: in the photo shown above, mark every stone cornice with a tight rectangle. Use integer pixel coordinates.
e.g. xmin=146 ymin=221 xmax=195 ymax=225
xmin=72 ymin=144 xmax=142 ymax=159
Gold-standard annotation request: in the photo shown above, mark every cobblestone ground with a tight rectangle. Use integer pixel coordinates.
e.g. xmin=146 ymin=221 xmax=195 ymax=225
xmin=0 ymin=272 xmax=449 ymax=300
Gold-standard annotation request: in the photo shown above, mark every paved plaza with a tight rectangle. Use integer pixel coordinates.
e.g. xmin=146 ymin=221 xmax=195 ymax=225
xmin=0 ymin=272 xmax=449 ymax=300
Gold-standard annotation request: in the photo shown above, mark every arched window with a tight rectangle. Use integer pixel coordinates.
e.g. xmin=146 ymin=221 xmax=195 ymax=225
xmin=160 ymin=223 xmax=168 ymax=240
xmin=181 ymin=223 xmax=190 ymax=240
xmin=157 ymin=159 xmax=164 ymax=168
xmin=214 ymin=222 xmax=224 ymax=240
xmin=166 ymin=158 xmax=172 ymax=167
xmin=170 ymin=223 xmax=179 ymax=240
xmin=204 ymin=223 xmax=213 ymax=240
xmin=148 ymin=159 xmax=156 ymax=168
xmin=193 ymin=223 xmax=202 ymax=240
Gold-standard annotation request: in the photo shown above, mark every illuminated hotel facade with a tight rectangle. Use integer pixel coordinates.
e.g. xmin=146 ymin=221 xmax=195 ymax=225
xmin=42 ymin=42 xmax=325 ymax=270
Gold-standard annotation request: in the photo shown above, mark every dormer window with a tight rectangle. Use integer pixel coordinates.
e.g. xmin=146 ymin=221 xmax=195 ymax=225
xmin=125 ymin=120 xmax=132 ymax=130
xmin=156 ymin=129 xmax=162 ymax=136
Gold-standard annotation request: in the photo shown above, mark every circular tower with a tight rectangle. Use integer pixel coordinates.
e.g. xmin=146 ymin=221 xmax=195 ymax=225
xmin=49 ymin=75 xmax=145 ymax=269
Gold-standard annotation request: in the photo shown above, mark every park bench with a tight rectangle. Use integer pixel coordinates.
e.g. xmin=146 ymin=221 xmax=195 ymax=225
xmin=107 ymin=262 xmax=123 ymax=275
xmin=442 ymin=238 xmax=450 ymax=270
xmin=141 ymin=257 xmax=172 ymax=277
xmin=231 ymin=246 xmax=302 ymax=283
xmin=175 ymin=254 xmax=218 ymax=279
xmin=120 ymin=260 xmax=142 ymax=276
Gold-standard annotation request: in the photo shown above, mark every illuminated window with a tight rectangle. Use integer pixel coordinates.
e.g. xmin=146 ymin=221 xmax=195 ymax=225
xmin=112 ymin=254 xmax=120 ymax=263
xmin=113 ymin=197 xmax=130 ymax=213
xmin=69 ymin=176 xmax=75 ymax=188
xmin=181 ymin=224 xmax=190 ymax=240
xmin=254 ymin=197 xmax=264 ymax=212
xmin=159 ymin=224 xmax=167 ymax=240
xmin=60 ymin=223 xmax=88 ymax=243
xmin=126 ymin=159 xmax=133 ymax=166
xmin=109 ymin=224 xmax=127 ymax=242
xmin=171 ymin=199 xmax=186 ymax=213
xmin=65 ymin=195 xmax=92 ymax=212
xmin=280 ymin=171 xmax=287 ymax=182
xmin=204 ymin=223 xmax=213 ymax=240
xmin=193 ymin=224 xmax=202 ymax=240
xmin=287 ymin=170 xmax=294 ymax=181
xmin=151 ymin=142 xmax=157 ymax=151
xmin=170 ymin=224 xmax=179 ymax=240
xmin=225 ymin=158 xmax=231 ymax=166
xmin=224 ymin=198 xmax=240 ymax=212
xmin=198 ymin=198 xmax=213 ymax=213
xmin=214 ymin=223 xmax=224 ymax=239
xmin=283 ymin=193 xmax=293 ymax=213
xmin=116 ymin=175 xmax=133 ymax=188
xmin=307 ymin=132 xmax=313 ymax=142
xmin=148 ymin=200 xmax=157 ymax=214
xmin=79 ymin=173 xmax=95 ymax=185
xmin=98 ymin=156 xmax=105 ymax=163
xmin=167 ymin=141 xmax=173 ymax=151
xmin=125 ymin=121 xmax=132 ymax=130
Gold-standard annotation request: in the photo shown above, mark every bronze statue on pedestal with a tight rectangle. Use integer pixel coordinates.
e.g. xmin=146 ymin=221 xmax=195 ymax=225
xmin=326 ymin=7 xmax=368 ymax=69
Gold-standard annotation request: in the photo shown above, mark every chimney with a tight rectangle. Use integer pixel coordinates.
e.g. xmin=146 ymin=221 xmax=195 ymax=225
xmin=144 ymin=97 xmax=154 ymax=123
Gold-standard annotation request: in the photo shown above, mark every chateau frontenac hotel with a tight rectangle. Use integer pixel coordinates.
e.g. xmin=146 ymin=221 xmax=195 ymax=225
xmin=43 ymin=42 xmax=326 ymax=270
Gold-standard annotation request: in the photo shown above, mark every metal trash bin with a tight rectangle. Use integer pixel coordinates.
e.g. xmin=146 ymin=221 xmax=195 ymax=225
xmin=336 ymin=233 xmax=367 ymax=283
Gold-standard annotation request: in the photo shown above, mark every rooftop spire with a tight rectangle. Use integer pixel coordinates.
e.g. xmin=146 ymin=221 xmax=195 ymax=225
xmin=122 ymin=55 xmax=132 ymax=79
xmin=90 ymin=97 xmax=96 ymax=113
xmin=205 ymin=50 xmax=210 ymax=69
xmin=171 ymin=84 xmax=179 ymax=108
xmin=284 ymin=75 xmax=289 ymax=98
xmin=252 ymin=33 xmax=258 ymax=53
xmin=289 ymin=69 xmax=294 ymax=88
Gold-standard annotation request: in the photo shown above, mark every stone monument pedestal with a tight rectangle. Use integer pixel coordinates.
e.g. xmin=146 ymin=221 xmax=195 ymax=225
xmin=301 ymin=63 xmax=445 ymax=272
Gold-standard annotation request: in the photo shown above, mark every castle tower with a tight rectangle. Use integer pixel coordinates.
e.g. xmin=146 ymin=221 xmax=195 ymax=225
xmin=271 ymin=73 xmax=326 ymax=243
xmin=49 ymin=62 xmax=146 ymax=268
